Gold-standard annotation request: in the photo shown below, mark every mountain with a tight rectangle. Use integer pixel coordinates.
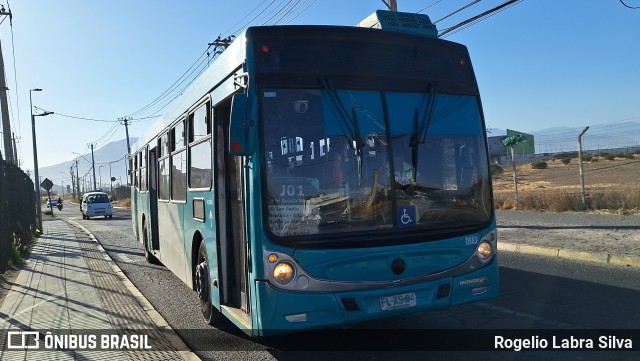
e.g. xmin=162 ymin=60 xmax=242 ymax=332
xmin=488 ymin=121 xmax=640 ymax=155
xmin=36 ymin=138 xmax=137 ymax=196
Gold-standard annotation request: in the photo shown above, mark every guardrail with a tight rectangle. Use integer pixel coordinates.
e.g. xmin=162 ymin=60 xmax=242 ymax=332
xmin=0 ymin=157 xmax=36 ymax=274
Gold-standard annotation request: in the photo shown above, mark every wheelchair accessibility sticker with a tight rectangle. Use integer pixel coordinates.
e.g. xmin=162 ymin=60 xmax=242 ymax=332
xmin=397 ymin=206 xmax=416 ymax=228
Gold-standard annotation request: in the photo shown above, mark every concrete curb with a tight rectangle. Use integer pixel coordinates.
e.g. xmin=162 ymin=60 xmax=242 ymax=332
xmin=66 ymin=218 xmax=201 ymax=361
xmin=499 ymin=242 xmax=640 ymax=268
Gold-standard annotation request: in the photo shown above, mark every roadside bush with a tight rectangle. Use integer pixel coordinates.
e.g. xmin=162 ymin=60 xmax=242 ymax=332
xmin=530 ymin=161 xmax=548 ymax=169
xmin=560 ymin=157 xmax=571 ymax=165
xmin=605 ymin=154 xmax=616 ymax=161
xmin=490 ymin=164 xmax=504 ymax=176
xmin=9 ymin=244 xmax=20 ymax=267
xmin=590 ymin=157 xmax=599 ymax=162
xmin=581 ymin=154 xmax=592 ymax=162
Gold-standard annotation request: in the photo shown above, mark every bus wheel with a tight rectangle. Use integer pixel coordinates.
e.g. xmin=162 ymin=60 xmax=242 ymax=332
xmin=143 ymin=222 xmax=159 ymax=264
xmin=196 ymin=242 xmax=222 ymax=325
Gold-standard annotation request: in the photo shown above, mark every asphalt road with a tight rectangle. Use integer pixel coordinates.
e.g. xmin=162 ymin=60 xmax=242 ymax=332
xmin=56 ymin=205 xmax=640 ymax=361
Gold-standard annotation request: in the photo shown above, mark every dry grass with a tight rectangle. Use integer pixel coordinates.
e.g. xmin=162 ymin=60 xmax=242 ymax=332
xmin=114 ymin=198 xmax=131 ymax=208
xmin=493 ymin=153 xmax=640 ymax=214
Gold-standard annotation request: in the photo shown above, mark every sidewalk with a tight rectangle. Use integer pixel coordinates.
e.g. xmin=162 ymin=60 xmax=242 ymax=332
xmin=0 ymin=218 xmax=196 ymax=360
xmin=497 ymin=212 xmax=640 ymax=268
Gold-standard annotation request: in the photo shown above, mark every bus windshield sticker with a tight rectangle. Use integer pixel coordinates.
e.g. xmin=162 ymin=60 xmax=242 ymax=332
xmin=267 ymin=177 xmax=320 ymax=236
xmin=397 ymin=206 xmax=417 ymax=228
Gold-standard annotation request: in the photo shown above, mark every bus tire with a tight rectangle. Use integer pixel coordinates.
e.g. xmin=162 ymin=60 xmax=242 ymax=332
xmin=143 ymin=221 xmax=159 ymax=264
xmin=196 ymin=241 xmax=222 ymax=325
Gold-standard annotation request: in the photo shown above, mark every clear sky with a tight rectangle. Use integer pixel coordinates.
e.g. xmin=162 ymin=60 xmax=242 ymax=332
xmin=2 ymin=0 xmax=639 ymax=172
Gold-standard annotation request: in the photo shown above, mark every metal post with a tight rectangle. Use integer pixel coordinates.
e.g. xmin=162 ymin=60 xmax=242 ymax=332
xmin=90 ymin=143 xmax=97 ymax=190
xmin=30 ymin=89 xmax=42 ymax=231
xmin=578 ymin=126 xmax=589 ymax=209
xmin=75 ymin=159 xmax=80 ymax=200
xmin=109 ymin=163 xmax=113 ymax=195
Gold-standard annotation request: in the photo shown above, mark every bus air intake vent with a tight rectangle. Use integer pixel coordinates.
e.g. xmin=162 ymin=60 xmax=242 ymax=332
xmin=356 ymin=10 xmax=438 ymax=38
xmin=341 ymin=298 xmax=360 ymax=312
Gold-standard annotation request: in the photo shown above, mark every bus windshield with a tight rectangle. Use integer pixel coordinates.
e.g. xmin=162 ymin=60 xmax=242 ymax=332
xmin=262 ymin=88 xmax=491 ymax=240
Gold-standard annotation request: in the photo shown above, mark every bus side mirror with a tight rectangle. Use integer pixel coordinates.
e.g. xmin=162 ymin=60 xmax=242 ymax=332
xmin=229 ymin=93 xmax=256 ymax=156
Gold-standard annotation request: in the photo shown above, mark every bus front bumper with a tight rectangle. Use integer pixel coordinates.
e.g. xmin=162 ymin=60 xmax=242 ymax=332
xmin=255 ymin=257 xmax=499 ymax=335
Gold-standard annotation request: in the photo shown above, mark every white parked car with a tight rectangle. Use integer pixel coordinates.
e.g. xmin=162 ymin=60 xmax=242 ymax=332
xmin=81 ymin=192 xmax=113 ymax=219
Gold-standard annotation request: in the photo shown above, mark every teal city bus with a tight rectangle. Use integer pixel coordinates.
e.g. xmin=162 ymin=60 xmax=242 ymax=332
xmin=130 ymin=10 xmax=498 ymax=336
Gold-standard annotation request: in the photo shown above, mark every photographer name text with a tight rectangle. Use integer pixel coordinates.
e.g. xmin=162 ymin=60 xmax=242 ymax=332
xmin=495 ymin=335 xmax=633 ymax=351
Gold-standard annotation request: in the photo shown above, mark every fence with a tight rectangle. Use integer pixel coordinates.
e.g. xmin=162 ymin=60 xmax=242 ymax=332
xmin=0 ymin=157 xmax=36 ymax=274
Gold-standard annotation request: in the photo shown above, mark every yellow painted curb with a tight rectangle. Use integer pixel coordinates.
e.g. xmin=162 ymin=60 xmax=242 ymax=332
xmin=608 ymin=255 xmax=640 ymax=268
xmin=558 ymin=249 xmax=609 ymax=264
xmin=499 ymin=242 xmax=640 ymax=269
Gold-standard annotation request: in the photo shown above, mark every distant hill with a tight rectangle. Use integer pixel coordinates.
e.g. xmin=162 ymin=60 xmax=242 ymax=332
xmin=488 ymin=121 xmax=640 ymax=155
xmin=36 ymin=138 xmax=137 ymax=195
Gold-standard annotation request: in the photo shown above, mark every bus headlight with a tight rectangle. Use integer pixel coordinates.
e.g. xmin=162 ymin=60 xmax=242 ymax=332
xmin=273 ymin=262 xmax=295 ymax=284
xmin=476 ymin=242 xmax=493 ymax=261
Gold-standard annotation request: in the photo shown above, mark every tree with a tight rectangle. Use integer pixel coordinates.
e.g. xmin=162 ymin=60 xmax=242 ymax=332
xmin=501 ymin=134 xmax=527 ymax=208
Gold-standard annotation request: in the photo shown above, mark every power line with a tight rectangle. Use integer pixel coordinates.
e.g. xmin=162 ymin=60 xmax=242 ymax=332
xmin=32 ymin=106 xmax=156 ymax=123
xmin=263 ymin=0 xmax=297 ymax=25
xmin=620 ymin=0 xmax=640 ymax=9
xmin=416 ymin=0 xmax=443 ymax=14
xmin=273 ymin=0 xmax=303 ymax=25
xmin=285 ymin=0 xmax=319 ymax=24
xmin=229 ymin=0 xmax=278 ymax=36
xmin=223 ymin=0 xmax=271 ymax=35
xmin=126 ymin=47 xmax=211 ymax=118
xmin=433 ymin=0 xmax=482 ymax=25
xmin=128 ymin=55 xmax=211 ymax=119
xmin=438 ymin=0 xmax=524 ymax=38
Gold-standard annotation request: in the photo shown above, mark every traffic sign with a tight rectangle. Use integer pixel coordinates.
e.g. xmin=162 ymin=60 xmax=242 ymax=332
xmin=40 ymin=178 xmax=53 ymax=191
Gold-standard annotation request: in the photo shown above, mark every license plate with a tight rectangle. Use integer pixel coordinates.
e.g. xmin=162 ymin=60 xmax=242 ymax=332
xmin=379 ymin=292 xmax=416 ymax=311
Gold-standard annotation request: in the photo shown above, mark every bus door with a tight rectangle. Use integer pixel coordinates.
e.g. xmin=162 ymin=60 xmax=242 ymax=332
xmin=148 ymin=147 xmax=160 ymax=251
xmin=215 ymin=105 xmax=250 ymax=316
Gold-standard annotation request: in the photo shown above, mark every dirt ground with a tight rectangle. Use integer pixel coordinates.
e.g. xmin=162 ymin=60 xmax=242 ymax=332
xmin=492 ymin=154 xmax=640 ymax=192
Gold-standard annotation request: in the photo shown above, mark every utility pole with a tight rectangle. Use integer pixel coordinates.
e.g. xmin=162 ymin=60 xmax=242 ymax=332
xmin=382 ymin=0 xmax=398 ymax=11
xmin=90 ymin=143 xmax=97 ymax=190
xmin=12 ymin=132 xmax=18 ymax=166
xmin=75 ymin=159 xmax=80 ymax=200
xmin=120 ymin=117 xmax=132 ymax=155
xmin=69 ymin=163 xmax=76 ymax=200
xmin=119 ymin=116 xmax=132 ymax=186
xmin=578 ymin=126 xmax=589 ymax=210
xmin=0 ymin=6 xmax=14 ymax=164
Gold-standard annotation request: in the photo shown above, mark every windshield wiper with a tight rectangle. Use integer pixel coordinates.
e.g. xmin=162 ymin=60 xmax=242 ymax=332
xmin=409 ymin=82 xmax=439 ymax=180
xmin=320 ymin=78 xmax=364 ymax=185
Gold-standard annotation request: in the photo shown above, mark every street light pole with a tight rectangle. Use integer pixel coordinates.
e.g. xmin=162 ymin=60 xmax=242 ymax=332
xmin=99 ymin=165 xmax=104 ymax=190
xmin=30 ymin=88 xmax=53 ymax=232
xmin=30 ymin=88 xmax=43 ymax=231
